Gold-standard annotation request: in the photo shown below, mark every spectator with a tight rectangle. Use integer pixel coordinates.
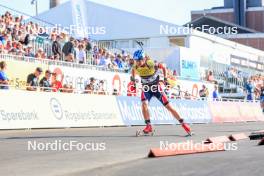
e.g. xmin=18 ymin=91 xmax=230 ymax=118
xmin=0 ymin=61 xmax=9 ymax=89
xmin=84 ymin=77 xmax=96 ymax=94
xmin=245 ymin=79 xmax=255 ymax=101
xmin=0 ymin=34 xmax=6 ymax=46
xmin=62 ymin=37 xmax=75 ymax=62
xmin=5 ymin=40 xmax=12 ymax=51
xmin=24 ymin=45 xmax=34 ymax=57
xmin=68 ymin=85 xmax=74 ymax=93
xmin=0 ymin=44 xmax=4 ymax=54
xmin=173 ymin=70 xmax=177 ymax=76
xmin=109 ymin=54 xmax=118 ymax=70
xmin=184 ymin=91 xmax=192 ymax=100
xmin=174 ymin=85 xmax=182 ymax=99
xmin=114 ymin=54 xmax=124 ymax=69
xmin=112 ymin=89 xmax=118 ymax=96
xmin=224 ymin=67 xmax=232 ymax=83
xmin=61 ymin=84 xmax=73 ymax=93
xmin=39 ymin=70 xmax=52 ymax=92
xmin=127 ymin=58 xmax=134 ymax=73
xmin=207 ymin=70 xmax=215 ymax=83
xmin=98 ymin=51 xmax=107 ymax=67
xmin=16 ymin=42 xmax=24 ymax=55
xmin=51 ymin=72 xmax=63 ymax=92
xmin=52 ymin=35 xmax=62 ymax=60
xmin=213 ymin=85 xmax=219 ymax=100
xmin=122 ymin=54 xmax=130 ymax=72
xmin=35 ymin=48 xmax=46 ymax=59
xmin=84 ymin=38 xmax=92 ymax=52
xmin=48 ymin=55 xmax=55 ymax=60
xmin=98 ymin=80 xmax=106 ymax=95
xmin=73 ymin=40 xmax=79 ymax=59
xmin=76 ymin=44 xmax=86 ymax=64
xmin=199 ymin=85 xmax=209 ymax=98
xmin=26 ymin=67 xmax=42 ymax=91
xmin=92 ymin=45 xmax=99 ymax=62
xmin=38 ymin=27 xmax=49 ymax=38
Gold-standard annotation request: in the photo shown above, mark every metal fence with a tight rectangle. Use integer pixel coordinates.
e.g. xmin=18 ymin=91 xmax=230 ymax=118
xmin=0 ymin=53 xmax=126 ymax=73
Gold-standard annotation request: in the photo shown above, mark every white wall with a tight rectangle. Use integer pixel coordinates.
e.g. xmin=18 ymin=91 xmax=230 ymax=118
xmin=149 ymin=37 xmax=169 ymax=48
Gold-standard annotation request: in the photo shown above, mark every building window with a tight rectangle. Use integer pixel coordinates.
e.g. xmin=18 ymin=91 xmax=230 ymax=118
xmin=115 ymin=40 xmax=130 ymax=48
xmin=169 ymin=37 xmax=185 ymax=47
xmin=97 ymin=41 xmax=114 ymax=49
xmin=132 ymin=39 xmax=149 ymax=48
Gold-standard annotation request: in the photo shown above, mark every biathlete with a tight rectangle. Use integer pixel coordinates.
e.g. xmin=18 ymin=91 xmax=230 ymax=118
xmin=131 ymin=50 xmax=192 ymax=136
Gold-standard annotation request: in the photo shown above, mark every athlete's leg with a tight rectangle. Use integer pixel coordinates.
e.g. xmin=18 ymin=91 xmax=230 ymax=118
xmin=165 ymin=103 xmax=181 ymax=121
xmin=142 ymin=100 xmax=150 ymax=121
xmin=155 ymin=83 xmax=192 ymax=134
xmin=141 ymin=88 xmax=153 ymax=133
xmin=155 ymin=83 xmax=182 ymax=120
xmin=165 ymin=102 xmax=192 ymax=134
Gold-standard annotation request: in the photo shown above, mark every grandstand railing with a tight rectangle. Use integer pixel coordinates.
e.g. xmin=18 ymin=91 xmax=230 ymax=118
xmin=29 ymin=37 xmax=115 ymax=65
xmin=0 ymin=53 xmax=127 ymax=73
xmin=30 ymin=37 xmax=53 ymax=57
xmin=204 ymin=61 xmax=246 ymax=89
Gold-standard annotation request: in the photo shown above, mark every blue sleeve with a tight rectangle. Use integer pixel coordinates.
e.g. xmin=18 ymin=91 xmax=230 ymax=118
xmin=0 ymin=71 xmax=8 ymax=81
xmin=213 ymin=91 xmax=217 ymax=98
xmin=0 ymin=72 xmax=5 ymax=81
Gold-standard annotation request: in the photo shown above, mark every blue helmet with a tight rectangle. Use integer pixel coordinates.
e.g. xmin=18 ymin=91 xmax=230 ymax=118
xmin=133 ymin=50 xmax=145 ymax=60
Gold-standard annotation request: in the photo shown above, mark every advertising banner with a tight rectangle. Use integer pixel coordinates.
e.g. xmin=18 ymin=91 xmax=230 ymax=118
xmin=0 ymin=90 xmax=123 ymax=129
xmin=0 ymin=90 xmax=263 ymax=129
xmin=116 ymin=96 xmax=212 ymax=125
xmin=179 ymin=47 xmax=200 ymax=80
xmin=208 ymin=101 xmax=264 ymax=123
xmin=71 ymin=0 xmax=88 ymax=38
xmin=237 ymin=102 xmax=264 ymax=122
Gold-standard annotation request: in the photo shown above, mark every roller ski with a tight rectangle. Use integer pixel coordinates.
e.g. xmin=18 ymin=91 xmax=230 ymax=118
xmin=136 ymin=124 xmax=155 ymax=137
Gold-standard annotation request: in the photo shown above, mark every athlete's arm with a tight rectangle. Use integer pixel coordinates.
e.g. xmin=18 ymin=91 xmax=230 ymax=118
xmin=158 ymin=63 xmax=167 ymax=80
xmin=131 ymin=68 xmax=136 ymax=82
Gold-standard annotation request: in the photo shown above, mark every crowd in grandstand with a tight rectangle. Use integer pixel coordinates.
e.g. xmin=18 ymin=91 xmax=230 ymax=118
xmin=0 ymin=11 xmax=134 ymax=72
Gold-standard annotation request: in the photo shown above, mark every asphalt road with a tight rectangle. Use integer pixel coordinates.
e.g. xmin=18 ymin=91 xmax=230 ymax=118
xmin=0 ymin=122 xmax=263 ymax=176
